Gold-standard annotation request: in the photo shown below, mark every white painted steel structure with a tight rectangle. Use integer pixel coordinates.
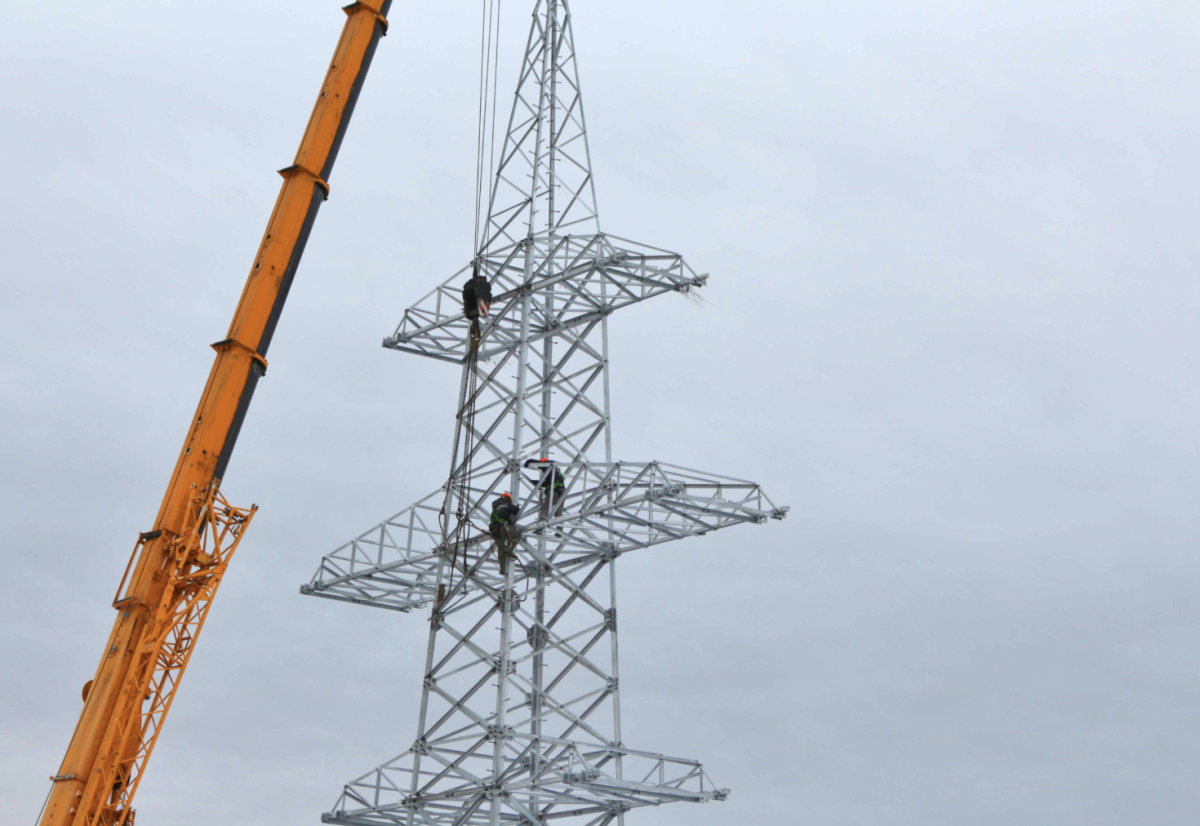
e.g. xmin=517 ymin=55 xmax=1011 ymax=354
xmin=302 ymin=2 xmax=786 ymax=823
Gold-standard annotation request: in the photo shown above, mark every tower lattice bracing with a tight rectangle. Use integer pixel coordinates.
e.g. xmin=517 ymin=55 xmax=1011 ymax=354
xmin=301 ymin=2 xmax=786 ymax=824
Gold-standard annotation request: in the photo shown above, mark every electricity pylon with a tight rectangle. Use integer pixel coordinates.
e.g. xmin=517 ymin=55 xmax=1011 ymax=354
xmin=301 ymin=1 xmax=786 ymax=823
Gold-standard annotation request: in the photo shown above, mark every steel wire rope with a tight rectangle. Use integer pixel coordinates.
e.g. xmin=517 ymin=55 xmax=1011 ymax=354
xmin=32 ymin=782 xmax=53 ymax=826
xmin=472 ymin=0 xmax=502 ymax=257
xmin=447 ymin=341 xmax=479 ymax=593
xmin=482 ymin=0 xmax=502 ymax=261
xmin=445 ymin=0 xmax=503 ymax=601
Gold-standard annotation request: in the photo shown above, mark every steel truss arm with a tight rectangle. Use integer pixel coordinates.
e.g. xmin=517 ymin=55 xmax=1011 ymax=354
xmin=326 ymin=741 xmax=726 ymax=826
xmin=383 ymin=234 xmax=706 ymax=363
xmin=301 ymin=461 xmax=787 ymax=612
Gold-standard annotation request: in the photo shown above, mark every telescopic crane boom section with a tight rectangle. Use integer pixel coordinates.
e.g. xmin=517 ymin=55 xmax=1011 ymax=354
xmin=39 ymin=4 xmax=392 ymax=825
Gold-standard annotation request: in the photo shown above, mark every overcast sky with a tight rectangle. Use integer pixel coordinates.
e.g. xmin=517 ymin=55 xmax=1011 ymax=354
xmin=4 ymin=1 xmax=1200 ymax=824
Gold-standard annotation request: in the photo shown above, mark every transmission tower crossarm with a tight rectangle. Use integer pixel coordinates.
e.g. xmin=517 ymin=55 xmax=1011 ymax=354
xmin=38 ymin=4 xmax=392 ymax=826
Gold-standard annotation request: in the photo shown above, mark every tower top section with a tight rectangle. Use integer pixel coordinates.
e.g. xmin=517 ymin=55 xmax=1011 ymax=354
xmin=483 ymin=0 xmax=599 ymax=252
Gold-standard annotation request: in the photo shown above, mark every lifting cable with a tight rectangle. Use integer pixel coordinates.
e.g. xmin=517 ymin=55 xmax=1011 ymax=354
xmin=444 ymin=0 xmax=503 ymax=599
xmin=446 ymin=329 xmax=481 ymax=594
xmin=472 ymin=0 xmax=503 ymax=258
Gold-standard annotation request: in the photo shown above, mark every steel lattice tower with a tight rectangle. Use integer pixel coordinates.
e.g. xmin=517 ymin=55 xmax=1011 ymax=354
xmin=301 ymin=2 xmax=787 ymax=823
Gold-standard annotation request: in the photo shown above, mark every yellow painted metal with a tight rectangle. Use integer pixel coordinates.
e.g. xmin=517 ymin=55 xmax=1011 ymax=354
xmin=38 ymin=3 xmax=391 ymax=824
xmin=80 ymin=484 xmax=256 ymax=826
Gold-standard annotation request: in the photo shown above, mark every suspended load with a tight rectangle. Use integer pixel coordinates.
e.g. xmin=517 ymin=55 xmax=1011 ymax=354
xmin=461 ymin=268 xmax=492 ymax=320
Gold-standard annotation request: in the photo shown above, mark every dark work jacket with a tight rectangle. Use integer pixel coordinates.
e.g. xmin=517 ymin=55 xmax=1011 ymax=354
xmin=541 ymin=468 xmax=565 ymax=492
xmin=491 ymin=497 xmax=519 ymax=525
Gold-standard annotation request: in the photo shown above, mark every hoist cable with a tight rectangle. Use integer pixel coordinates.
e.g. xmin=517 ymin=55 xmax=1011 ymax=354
xmin=473 ymin=0 xmax=501 ymax=257
xmin=446 ymin=0 xmax=503 ymax=600
xmin=446 ymin=333 xmax=479 ymax=597
xmin=483 ymin=0 xmax=502 ymax=259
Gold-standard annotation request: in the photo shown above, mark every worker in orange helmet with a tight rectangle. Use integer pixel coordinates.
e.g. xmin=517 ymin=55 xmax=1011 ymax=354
xmin=524 ymin=457 xmax=566 ymax=521
xmin=489 ymin=492 xmax=521 ymax=574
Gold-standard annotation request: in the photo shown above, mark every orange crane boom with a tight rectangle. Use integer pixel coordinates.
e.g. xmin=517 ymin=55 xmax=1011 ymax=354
xmin=39 ymin=3 xmax=392 ymax=824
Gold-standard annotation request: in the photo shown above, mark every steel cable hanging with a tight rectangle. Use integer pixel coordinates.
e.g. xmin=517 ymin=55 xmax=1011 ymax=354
xmin=443 ymin=0 xmax=503 ymax=600
xmin=472 ymin=0 xmax=502 ymax=258
xmin=482 ymin=0 xmax=502 ymax=261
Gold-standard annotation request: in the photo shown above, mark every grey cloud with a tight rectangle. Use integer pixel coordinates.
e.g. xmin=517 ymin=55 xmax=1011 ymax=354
xmin=3 ymin=1 xmax=1199 ymax=824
